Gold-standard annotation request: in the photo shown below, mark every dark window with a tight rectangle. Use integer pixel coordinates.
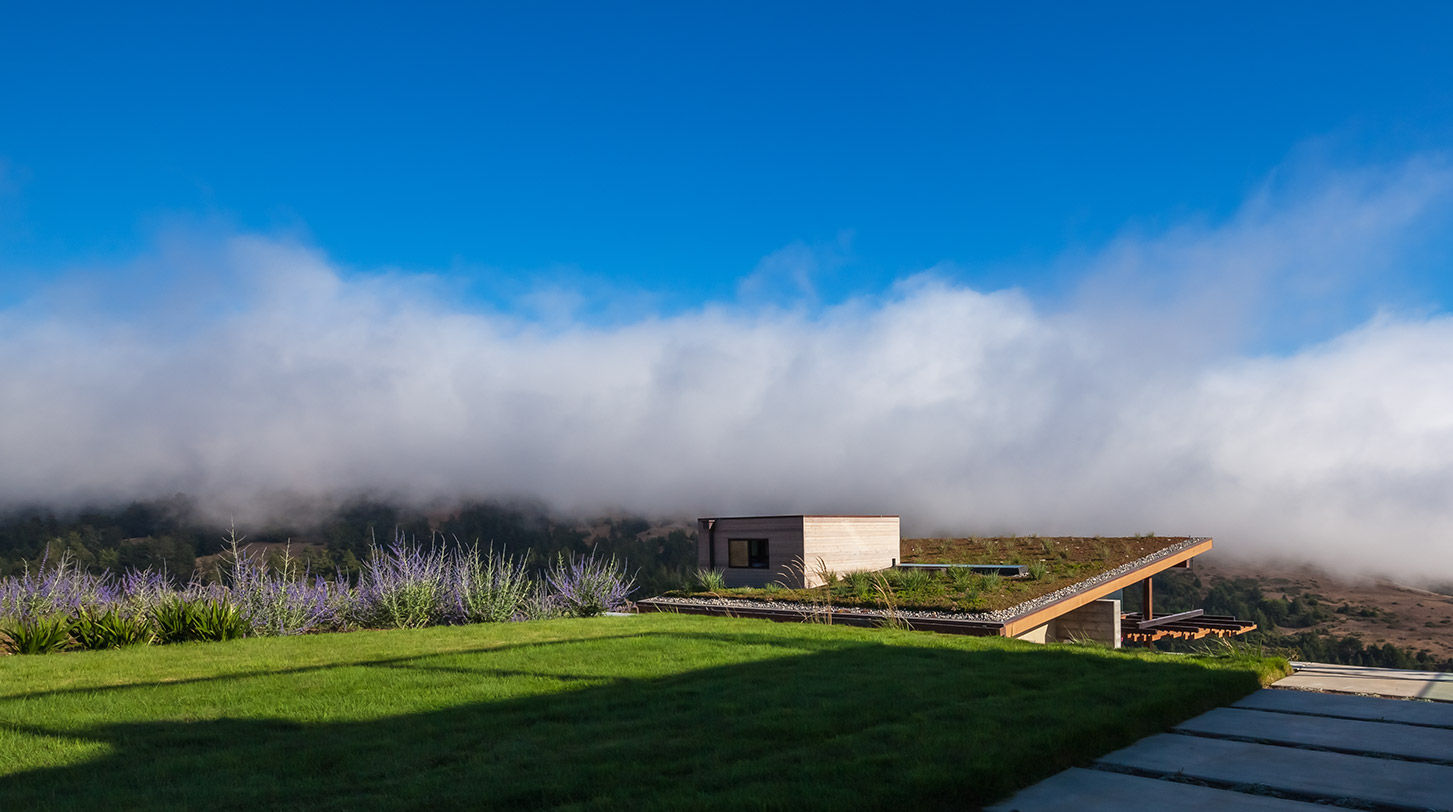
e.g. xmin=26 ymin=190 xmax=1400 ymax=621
xmin=727 ymin=538 xmax=769 ymax=568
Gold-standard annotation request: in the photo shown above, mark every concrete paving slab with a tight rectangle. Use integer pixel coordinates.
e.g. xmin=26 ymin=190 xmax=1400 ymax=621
xmin=1098 ymin=733 xmax=1453 ymax=810
xmin=1276 ymin=661 xmax=1453 ymax=701
xmin=985 ymin=767 xmax=1325 ymax=811
xmin=1235 ymin=687 xmax=1453 ymax=727
xmin=1176 ymin=706 xmax=1453 ymax=762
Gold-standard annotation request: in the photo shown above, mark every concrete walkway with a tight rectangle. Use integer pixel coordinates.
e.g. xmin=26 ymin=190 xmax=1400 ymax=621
xmin=989 ymin=663 xmax=1453 ymax=811
xmin=1276 ymin=660 xmax=1453 ymax=701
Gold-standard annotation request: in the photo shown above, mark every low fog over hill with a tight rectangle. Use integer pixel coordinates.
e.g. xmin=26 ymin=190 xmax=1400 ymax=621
xmin=4 ymin=161 xmax=1453 ymax=583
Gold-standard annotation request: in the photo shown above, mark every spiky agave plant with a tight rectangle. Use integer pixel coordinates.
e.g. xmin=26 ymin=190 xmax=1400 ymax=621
xmin=188 ymin=597 xmax=249 ymax=642
xmin=152 ymin=587 xmax=248 ymax=644
xmin=69 ymin=606 xmax=154 ymax=650
xmin=0 ymin=614 xmax=73 ymax=655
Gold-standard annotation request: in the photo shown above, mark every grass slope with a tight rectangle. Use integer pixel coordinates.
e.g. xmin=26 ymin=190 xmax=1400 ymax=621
xmin=0 ymin=614 xmax=1286 ymax=810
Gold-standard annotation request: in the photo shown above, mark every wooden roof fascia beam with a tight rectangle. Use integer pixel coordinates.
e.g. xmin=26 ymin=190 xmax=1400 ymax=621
xmin=1000 ymin=537 xmax=1214 ymax=638
xmin=1137 ymin=608 xmax=1205 ymax=629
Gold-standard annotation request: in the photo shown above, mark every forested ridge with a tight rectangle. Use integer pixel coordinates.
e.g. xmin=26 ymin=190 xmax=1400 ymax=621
xmin=0 ymin=497 xmax=697 ymax=597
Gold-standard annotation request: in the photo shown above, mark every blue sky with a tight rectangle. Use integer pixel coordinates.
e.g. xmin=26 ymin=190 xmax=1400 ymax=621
xmin=5 ymin=4 xmax=1453 ymax=574
xmin=4 ymin=3 xmax=1453 ymax=322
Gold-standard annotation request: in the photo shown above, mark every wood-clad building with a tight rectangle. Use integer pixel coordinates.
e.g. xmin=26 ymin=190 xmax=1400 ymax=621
xmin=697 ymin=515 xmax=900 ymax=588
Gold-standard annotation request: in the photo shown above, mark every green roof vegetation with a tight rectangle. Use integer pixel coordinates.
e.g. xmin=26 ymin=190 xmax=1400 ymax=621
xmin=673 ymin=536 xmax=1196 ymax=613
xmin=0 ymin=613 xmax=1285 ymax=809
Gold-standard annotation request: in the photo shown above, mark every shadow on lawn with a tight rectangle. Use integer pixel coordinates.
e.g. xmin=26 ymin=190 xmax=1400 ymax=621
xmin=0 ymin=635 xmax=1263 ymax=810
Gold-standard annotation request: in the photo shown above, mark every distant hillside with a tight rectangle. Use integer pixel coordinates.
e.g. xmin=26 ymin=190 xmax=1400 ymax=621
xmin=0 ymin=498 xmax=697 ymax=596
xmin=1196 ymin=558 xmax=1453 ymax=661
xmin=1133 ymin=555 xmax=1453 ymax=670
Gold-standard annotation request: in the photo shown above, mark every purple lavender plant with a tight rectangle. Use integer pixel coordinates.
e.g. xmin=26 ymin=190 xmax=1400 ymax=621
xmin=518 ymin=580 xmax=565 ymax=621
xmin=449 ymin=545 xmax=534 ymax=624
xmin=357 ymin=534 xmax=449 ymax=628
xmin=1 ymin=525 xmax=631 ymax=656
xmin=118 ymin=569 xmax=172 ymax=618
xmin=2 ymin=554 xmax=134 ymax=653
xmin=0 ymin=554 xmax=109 ymax=622
xmin=223 ymin=541 xmax=338 ymax=636
xmin=544 ymin=551 xmax=636 ymax=617
xmin=322 ymin=575 xmax=361 ymax=631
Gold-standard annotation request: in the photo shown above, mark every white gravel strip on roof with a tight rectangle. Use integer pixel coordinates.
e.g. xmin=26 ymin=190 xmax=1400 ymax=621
xmin=993 ymin=536 xmax=1206 ymax=622
xmin=643 ymin=537 xmax=1207 ymax=625
xmin=640 ymin=594 xmax=1004 ymax=624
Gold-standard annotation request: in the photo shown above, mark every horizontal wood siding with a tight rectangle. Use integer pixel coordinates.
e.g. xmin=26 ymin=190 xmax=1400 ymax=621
xmin=801 ymin=516 xmax=901 ymax=587
xmin=698 ymin=516 xmax=807 ymax=588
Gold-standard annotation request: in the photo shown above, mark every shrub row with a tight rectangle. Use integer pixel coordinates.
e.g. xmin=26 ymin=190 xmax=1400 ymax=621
xmin=0 ymin=535 xmax=635 ymax=655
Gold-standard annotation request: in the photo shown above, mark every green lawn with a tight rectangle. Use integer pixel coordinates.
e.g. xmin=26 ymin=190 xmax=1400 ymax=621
xmin=0 ymin=613 xmax=1287 ymax=810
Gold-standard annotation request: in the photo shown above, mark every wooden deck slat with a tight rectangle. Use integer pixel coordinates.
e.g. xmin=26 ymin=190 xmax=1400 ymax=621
xmin=1121 ymin=611 xmax=1256 ymax=643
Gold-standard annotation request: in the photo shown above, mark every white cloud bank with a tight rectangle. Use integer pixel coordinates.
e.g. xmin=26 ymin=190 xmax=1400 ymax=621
xmin=3 ymin=159 xmax=1453 ymax=580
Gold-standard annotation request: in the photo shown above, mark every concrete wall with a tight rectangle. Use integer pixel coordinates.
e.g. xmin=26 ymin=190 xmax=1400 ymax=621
xmin=1011 ymin=599 xmax=1122 ymax=648
xmin=1051 ymin=598 xmax=1122 ymax=648
xmin=698 ymin=516 xmax=806 ymax=588
xmin=801 ymin=515 xmax=900 ymax=588
xmin=1013 ymin=622 xmax=1051 ymax=644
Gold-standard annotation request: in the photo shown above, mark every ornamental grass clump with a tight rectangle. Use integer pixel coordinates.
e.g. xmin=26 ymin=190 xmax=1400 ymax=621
xmin=948 ymin=567 xmax=979 ymax=591
xmin=897 ymin=568 xmax=932 ymax=597
xmin=545 ymin=551 xmax=636 ymax=617
xmin=692 ymin=569 xmax=726 ymax=593
xmin=845 ymin=570 xmax=873 ymax=599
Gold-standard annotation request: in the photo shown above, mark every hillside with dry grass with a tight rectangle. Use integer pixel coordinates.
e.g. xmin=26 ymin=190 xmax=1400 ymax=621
xmin=1194 ymin=558 xmax=1453 ymax=661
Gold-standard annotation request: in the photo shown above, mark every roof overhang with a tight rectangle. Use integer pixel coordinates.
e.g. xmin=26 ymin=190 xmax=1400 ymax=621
xmin=1000 ymin=537 xmax=1214 ymax=638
